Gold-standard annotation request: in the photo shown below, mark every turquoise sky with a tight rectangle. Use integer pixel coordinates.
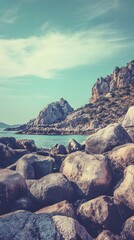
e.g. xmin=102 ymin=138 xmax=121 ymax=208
xmin=0 ymin=0 xmax=134 ymax=124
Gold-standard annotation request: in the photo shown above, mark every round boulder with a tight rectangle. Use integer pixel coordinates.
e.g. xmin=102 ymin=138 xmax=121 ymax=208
xmin=0 ymin=169 xmax=27 ymax=214
xmin=30 ymin=173 xmax=74 ymax=206
xmin=78 ymin=196 xmax=123 ymax=235
xmin=60 ymin=151 xmax=111 ymax=199
xmin=85 ymin=123 xmax=132 ymax=154
xmin=16 ymin=154 xmax=54 ymax=179
xmin=114 ymin=165 xmax=134 ymax=210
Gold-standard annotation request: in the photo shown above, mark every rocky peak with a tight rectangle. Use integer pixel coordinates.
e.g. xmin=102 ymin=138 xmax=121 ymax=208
xmin=90 ymin=60 xmax=134 ymax=103
xmin=34 ymin=98 xmax=74 ymax=125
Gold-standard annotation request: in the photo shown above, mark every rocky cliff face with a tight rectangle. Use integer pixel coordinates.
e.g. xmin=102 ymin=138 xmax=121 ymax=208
xmin=90 ymin=60 xmax=134 ymax=102
xmin=34 ymin=98 xmax=74 ymax=125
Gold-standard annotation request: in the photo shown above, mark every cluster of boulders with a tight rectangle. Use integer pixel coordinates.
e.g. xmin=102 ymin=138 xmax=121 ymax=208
xmin=0 ymin=106 xmax=134 ymax=239
xmin=90 ymin=60 xmax=134 ymax=102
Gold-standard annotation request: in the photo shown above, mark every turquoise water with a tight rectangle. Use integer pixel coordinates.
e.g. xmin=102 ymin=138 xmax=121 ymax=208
xmin=0 ymin=129 xmax=87 ymax=149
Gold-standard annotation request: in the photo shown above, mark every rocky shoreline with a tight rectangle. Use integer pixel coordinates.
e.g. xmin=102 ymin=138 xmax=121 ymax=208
xmin=0 ymin=106 xmax=134 ymax=239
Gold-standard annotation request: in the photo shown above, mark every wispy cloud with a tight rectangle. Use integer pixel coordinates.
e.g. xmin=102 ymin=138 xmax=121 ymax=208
xmin=0 ymin=7 xmax=19 ymax=24
xmin=76 ymin=0 xmax=119 ymax=24
xmin=0 ymin=24 xmax=131 ymax=81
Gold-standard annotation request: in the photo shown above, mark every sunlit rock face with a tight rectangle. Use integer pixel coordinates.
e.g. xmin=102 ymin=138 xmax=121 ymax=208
xmin=60 ymin=151 xmax=111 ymax=199
xmin=90 ymin=60 xmax=134 ymax=103
xmin=34 ymin=98 xmax=74 ymax=125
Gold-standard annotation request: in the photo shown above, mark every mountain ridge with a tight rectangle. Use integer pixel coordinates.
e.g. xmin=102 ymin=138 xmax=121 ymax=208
xmin=6 ymin=60 xmax=134 ymax=135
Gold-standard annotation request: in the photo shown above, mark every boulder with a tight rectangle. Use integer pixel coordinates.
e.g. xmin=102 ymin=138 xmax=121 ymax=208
xmin=122 ymin=106 xmax=134 ymax=127
xmin=60 ymin=151 xmax=111 ymax=199
xmin=121 ymin=216 xmax=134 ymax=240
xmin=114 ymin=165 xmax=134 ymax=210
xmin=85 ymin=123 xmax=132 ymax=154
xmin=36 ymin=200 xmax=76 ymax=219
xmin=52 ymin=215 xmax=93 ymax=240
xmin=66 ymin=139 xmax=83 ymax=153
xmin=17 ymin=139 xmax=37 ymax=152
xmin=0 ymin=143 xmax=16 ymax=167
xmin=30 ymin=173 xmax=74 ymax=206
xmin=50 ymin=144 xmax=67 ymax=155
xmin=107 ymin=143 xmax=134 ymax=181
xmin=96 ymin=230 xmax=120 ymax=240
xmin=0 ymin=211 xmax=93 ymax=240
xmin=0 ymin=137 xmax=20 ymax=149
xmin=16 ymin=154 xmax=54 ymax=179
xmin=78 ymin=196 xmax=123 ymax=236
xmin=0 ymin=169 xmax=27 ymax=214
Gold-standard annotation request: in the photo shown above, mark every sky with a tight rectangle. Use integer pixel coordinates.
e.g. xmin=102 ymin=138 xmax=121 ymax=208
xmin=0 ymin=0 xmax=134 ymax=124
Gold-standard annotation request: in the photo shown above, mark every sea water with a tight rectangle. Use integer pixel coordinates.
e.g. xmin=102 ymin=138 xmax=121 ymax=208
xmin=0 ymin=129 xmax=87 ymax=149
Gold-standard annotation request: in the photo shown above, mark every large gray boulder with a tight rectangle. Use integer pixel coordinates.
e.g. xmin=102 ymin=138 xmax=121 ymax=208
xmin=78 ymin=196 xmax=123 ymax=235
xmin=114 ymin=165 xmax=134 ymax=210
xmin=0 ymin=169 xmax=27 ymax=214
xmin=122 ymin=106 xmax=134 ymax=127
xmin=34 ymin=98 xmax=74 ymax=125
xmin=30 ymin=173 xmax=74 ymax=206
xmin=0 ymin=211 xmax=93 ymax=240
xmin=85 ymin=123 xmax=132 ymax=154
xmin=16 ymin=154 xmax=55 ymax=179
xmin=60 ymin=151 xmax=111 ymax=199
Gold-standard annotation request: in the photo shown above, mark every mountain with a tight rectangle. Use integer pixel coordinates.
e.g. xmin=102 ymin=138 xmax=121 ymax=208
xmin=9 ymin=60 xmax=134 ymax=135
xmin=34 ymin=98 xmax=74 ymax=125
xmin=0 ymin=122 xmax=20 ymax=129
xmin=0 ymin=123 xmax=10 ymax=128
